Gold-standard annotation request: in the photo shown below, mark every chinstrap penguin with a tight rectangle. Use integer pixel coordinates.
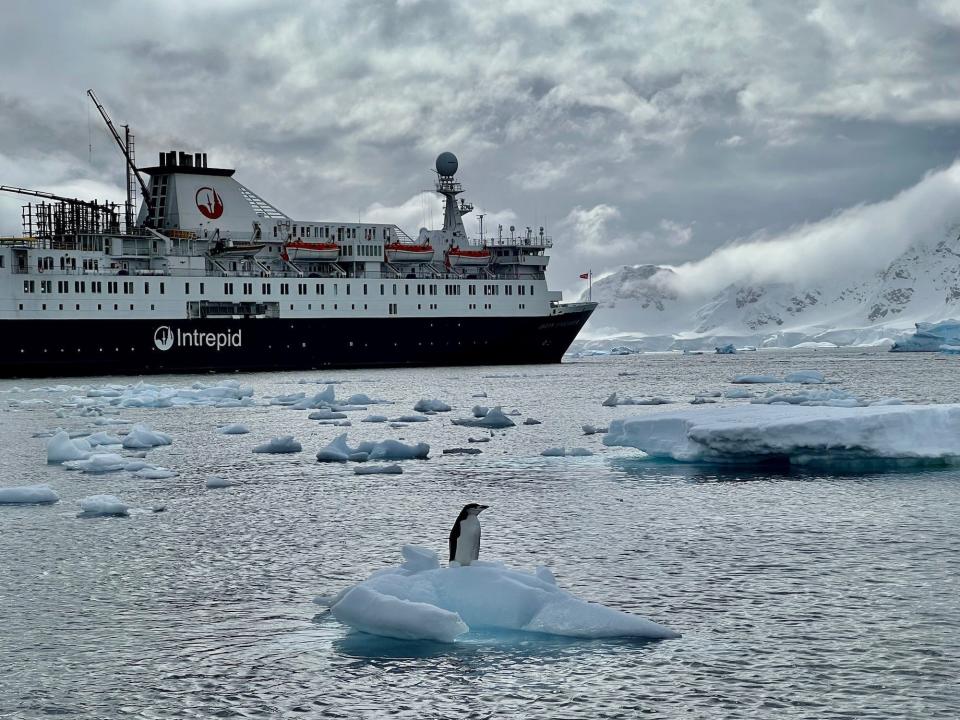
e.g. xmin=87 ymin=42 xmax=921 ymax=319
xmin=449 ymin=503 xmax=489 ymax=566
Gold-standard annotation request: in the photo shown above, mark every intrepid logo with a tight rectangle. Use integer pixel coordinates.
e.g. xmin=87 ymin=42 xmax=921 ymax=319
xmin=153 ymin=326 xmax=242 ymax=351
xmin=196 ymin=186 xmax=224 ymax=219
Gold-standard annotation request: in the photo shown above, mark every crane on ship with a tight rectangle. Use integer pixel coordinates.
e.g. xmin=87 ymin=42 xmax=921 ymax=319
xmin=86 ymin=89 xmax=155 ymax=228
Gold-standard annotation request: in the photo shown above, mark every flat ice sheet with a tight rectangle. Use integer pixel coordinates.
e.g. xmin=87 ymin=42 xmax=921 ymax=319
xmin=604 ymin=403 xmax=960 ymax=466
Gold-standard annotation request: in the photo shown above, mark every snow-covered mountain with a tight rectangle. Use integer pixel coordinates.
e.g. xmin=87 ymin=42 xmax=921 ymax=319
xmin=576 ymin=232 xmax=960 ymax=352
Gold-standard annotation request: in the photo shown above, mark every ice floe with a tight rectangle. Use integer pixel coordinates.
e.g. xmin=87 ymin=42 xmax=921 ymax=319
xmin=443 ymin=447 xmax=482 ymax=455
xmin=362 ymin=415 xmax=389 ymax=423
xmin=78 ymin=494 xmax=129 ymax=517
xmin=206 ymin=477 xmax=237 ymax=489
xmin=0 ymin=485 xmax=59 ymax=504
xmin=451 ymin=407 xmax=516 ymax=429
xmin=82 ymin=380 xmax=254 ymax=409
xmin=784 ymin=370 xmax=826 ymax=384
xmin=523 ymin=418 xmax=542 ymax=425
xmin=750 ymin=388 xmax=860 ymax=407
xmin=218 ymin=423 xmax=250 ymax=435
xmin=602 ymin=393 xmax=671 ymax=407
xmin=63 ymin=453 xmax=128 ymax=474
xmin=309 ymin=410 xmax=348 ymax=420
xmin=604 ymin=404 xmax=960 ymax=467
xmin=252 ymin=436 xmax=303 ymax=454
xmin=322 ymin=545 xmax=680 ymax=642
xmin=582 ymin=424 xmax=609 ymax=435
xmin=354 ymin=464 xmax=404 ymax=475
xmin=723 ymin=388 xmax=754 ymax=399
xmin=133 ymin=467 xmax=178 ymax=479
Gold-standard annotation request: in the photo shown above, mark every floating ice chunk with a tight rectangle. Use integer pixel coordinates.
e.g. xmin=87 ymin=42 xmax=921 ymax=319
xmin=46 ymin=430 xmax=92 ymax=464
xmin=452 ymin=407 xmax=516 ymax=429
xmin=690 ymin=397 xmax=716 ymax=404
xmin=523 ymin=418 xmax=542 ymax=425
xmin=354 ymin=464 xmax=403 ymax=475
xmin=348 ymin=452 xmax=369 ymax=462
xmin=362 ymin=415 xmax=389 ymax=423
xmin=122 ymin=460 xmax=152 ymax=471
xmin=134 ymin=467 xmax=177 ymax=479
xmin=715 ymin=344 xmax=737 ymax=354
xmin=414 ymin=399 xmax=451 ymax=413
xmin=270 ymin=392 xmax=306 ymax=406
xmin=401 ymin=544 xmax=440 ymax=572
xmin=291 ymin=385 xmax=337 ymax=410
xmin=723 ymin=388 xmax=754 ymax=399
xmin=468 ymin=436 xmax=491 ymax=443
xmin=541 ymin=447 xmax=565 ymax=457
xmin=443 ymin=448 xmax=482 ymax=455
xmin=63 ymin=452 xmax=127 ymax=474
xmin=604 ymin=404 xmax=960 ymax=467
xmin=252 ymin=436 xmax=302 ymax=454
xmin=122 ymin=424 xmax=172 ymax=449
xmin=368 ymin=439 xmax=430 ymax=461
xmin=697 ymin=390 xmax=723 ymax=398
xmin=731 ymin=375 xmax=781 ymax=384
xmin=567 ymin=447 xmax=593 ymax=456
xmin=393 ymin=415 xmax=430 ymax=423
xmin=0 ymin=485 xmax=59 ymax=504
xmin=326 ymin=547 xmax=680 ymax=642
xmin=218 ymin=423 xmax=250 ymax=434
xmin=601 ymin=393 xmax=619 ymax=408
xmin=472 ymin=405 xmax=489 ymax=418
xmin=582 ymin=424 xmax=609 ymax=435
xmin=505 ymin=410 xmax=522 ymax=416
xmin=309 ymin=409 xmax=347 ymax=420
xmin=316 ymin=433 xmax=352 ymax=462
xmin=78 ymin=494 xmax=129 ymax=517
xmin=751 ymin=388 xmax=861 ymax=407
xmin=346 ymin=393 xmax=390 ymax=405
xmin=206 ymin=477 xmax=237 ymax=489
xmin=784 ymin=370 xmax=826 ymax=384
xmin=85 ymin=431 xmax=124 ymax=446
xmin=389 ymin=422 xmax=408 ymax=428
xmin=601 ymin=393 xmax=670 ymax=407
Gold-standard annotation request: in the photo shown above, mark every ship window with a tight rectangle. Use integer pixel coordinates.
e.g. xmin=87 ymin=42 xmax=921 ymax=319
xmin=185 ymin=282 xmax=190 ymax=294
xmin=530 ymin=285 xmax=534 ymax=295
xmin=144 ymin=282 xmax=150 ymax=295
xmin=346 ymin=285 xmax=351 ymax=296
xmin=405 ymin=285 xmax=409 ymax=296
xmin=392 ymin=284 xmax=397 ymax=295
xmin=389 ymin=303 xmax=397 ymax=315
xmin=262 ymin=283 xmax=270 ymax=294
xmin=380 ymin=284 xmax=384 ymax=295
xmin=199 ymin=283 xmax=203 ymax=295
xmin=363 ymin=284 xmax=367 ymax=295
xmin=160 ymin=282 xmax=165 ymax=295
xmin=315 ymin=283 xmax=320 ymax=294
xmin=273 ymin=226 xmax=278 ymax=238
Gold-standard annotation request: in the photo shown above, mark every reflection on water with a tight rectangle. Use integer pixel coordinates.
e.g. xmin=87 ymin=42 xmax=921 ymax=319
xmin=1 ymin=349 xmax=958 ymax=718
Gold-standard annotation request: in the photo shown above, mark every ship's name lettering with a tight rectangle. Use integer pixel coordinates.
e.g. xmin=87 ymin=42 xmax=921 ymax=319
xmin=154 ymin=326 xmax=241 ymax=351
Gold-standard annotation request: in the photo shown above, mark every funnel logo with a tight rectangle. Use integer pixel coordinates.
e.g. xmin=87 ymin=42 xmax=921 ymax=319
xmin=196 ymin=186 xmax=224 ymax=219
xmin=154 ymin=325 xmax=174 ymax=351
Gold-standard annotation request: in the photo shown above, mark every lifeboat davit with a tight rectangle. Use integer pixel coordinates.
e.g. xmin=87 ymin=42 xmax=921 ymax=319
xmin=447 ymin=247 xmax=491 ymax=266
xmin=283 ymin=241 xmax=340 ymax=262
xmin=210 ymin=241 xmax=266 ymax=258
xmin=384 ymin=242 xmax=434 ymax=263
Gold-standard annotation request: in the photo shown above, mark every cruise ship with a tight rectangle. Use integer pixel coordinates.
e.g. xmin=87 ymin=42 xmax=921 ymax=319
xmin=0 ymin=95 xmax=595 ymax=377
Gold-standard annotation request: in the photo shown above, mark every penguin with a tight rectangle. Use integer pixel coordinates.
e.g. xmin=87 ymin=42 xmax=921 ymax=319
xmin=449 ymin=503 xmax=489 ymax=566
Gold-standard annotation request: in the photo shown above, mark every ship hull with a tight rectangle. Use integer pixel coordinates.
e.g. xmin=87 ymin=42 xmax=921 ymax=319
xmin=0 ymin=307 xmax=594 ymax=378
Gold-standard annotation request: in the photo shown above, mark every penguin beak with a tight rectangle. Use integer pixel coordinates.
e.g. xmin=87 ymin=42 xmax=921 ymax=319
xmin=478 ymin=505 xmax=489 ymax=512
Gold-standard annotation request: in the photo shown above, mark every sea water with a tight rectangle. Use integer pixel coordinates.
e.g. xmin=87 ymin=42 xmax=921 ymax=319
xmin=1 ymin=348 xmax=958 ymax=718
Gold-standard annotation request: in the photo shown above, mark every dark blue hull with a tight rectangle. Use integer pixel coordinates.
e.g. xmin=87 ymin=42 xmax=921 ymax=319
xmin=1 ymin=308 xmax=594 ymax=378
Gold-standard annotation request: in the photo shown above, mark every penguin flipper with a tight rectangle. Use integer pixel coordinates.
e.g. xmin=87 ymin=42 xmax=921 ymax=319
xmin=449 ymin=522 xmax=460 ymax=562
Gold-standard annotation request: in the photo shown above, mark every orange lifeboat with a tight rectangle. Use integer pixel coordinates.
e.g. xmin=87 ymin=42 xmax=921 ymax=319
xmin=446 ymin=246 xmax=491 ymax=266
xmin=384 ymin=242 xmax=434 ymax=263
xmin=283 ymin=241 xmax=340 ymax=262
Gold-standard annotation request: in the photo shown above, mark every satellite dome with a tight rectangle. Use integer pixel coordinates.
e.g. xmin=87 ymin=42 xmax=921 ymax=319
xmin=436 ymin=152 xmax=458 ymax=177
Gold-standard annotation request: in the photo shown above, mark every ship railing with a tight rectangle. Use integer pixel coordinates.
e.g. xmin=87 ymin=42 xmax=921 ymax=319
xmin=470 ymin=236 xmax=553 ymax=249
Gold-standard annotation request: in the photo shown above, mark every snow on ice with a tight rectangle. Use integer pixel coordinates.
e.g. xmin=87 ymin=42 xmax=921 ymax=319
xmin=122 ymin=424 xmax=173 ymax=449
xmin=540 ymin=447 xmax=594 ymax=457
xmin=413 ymin=399 xmax=452 ymax=413
xmin=322 ymin=545 xmax=680 ymax=642
xmin=602 ymin=393 xmax=671 ymax=407
xmin=46 ymin=430 xmax=92 ymax=463
xmin=604 ymin=404 xmax=960 ymax=467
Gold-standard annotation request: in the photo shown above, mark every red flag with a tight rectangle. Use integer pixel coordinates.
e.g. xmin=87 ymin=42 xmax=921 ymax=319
xmin=579 ymin=272 xmax=589 ymax=279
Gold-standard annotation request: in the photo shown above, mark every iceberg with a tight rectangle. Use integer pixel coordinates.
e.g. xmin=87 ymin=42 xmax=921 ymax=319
xmin=46 ymin=430 xmax=92 ymax=464
xmin=317 ymin=434 xmax=430 ymax=462
xmin=604 ymin=404 xmax=960 ymax=467
xmin=63 ymin=452 xmax=128 ymax=474
xmin=252 ymin=436 xmax=303 ymax=454
xmin=0 ymin=485 xmax=59 ymax=504
xmin=891 ymin=319 xmax=960 ymax=352
xmin=451 ymin=406 xmax=516 ymax=429
xmin=78 ymin=494 xmax=129 ymax=517
xmin=715 ymin=343 xmax=737 ymax=354
xmin=582 ymin=424 xmax=609 ymax=435
xmin=413 ymin=399 xmax=452 ymax=413
xmin=323 ymin=546 xmax=680 ymax=642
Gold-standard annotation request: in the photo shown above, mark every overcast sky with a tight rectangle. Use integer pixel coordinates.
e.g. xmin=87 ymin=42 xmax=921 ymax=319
xmin=2 ymin=0 xmax=959 ymax=300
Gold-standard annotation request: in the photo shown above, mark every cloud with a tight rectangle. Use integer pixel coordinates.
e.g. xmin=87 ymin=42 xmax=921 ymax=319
xmin=663 ymin=158 xmax=960 ymax=296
